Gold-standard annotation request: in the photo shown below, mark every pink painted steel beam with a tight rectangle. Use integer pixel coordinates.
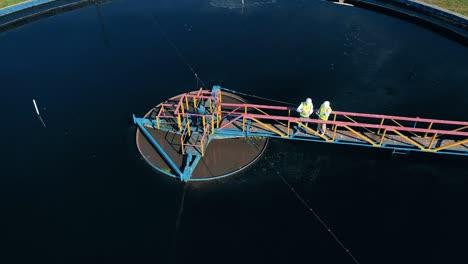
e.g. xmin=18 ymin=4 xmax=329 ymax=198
xmin=219 ymin=102 xmax=468 ymax=126
xmin=174 ymin=99 xmax=183 ymax=115
xmin=218 ymin=112 xmax=468 ymax=137
xmin=183 ymin=94 xmax=214 ymax=100
xmin=221 ymin=102 xmax=289 ymax=111
xmin=333 ymin=111 xmax=468 ymax=126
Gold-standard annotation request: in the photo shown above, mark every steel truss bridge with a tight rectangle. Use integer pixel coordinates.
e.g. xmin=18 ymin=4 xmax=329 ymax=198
xmin=134 ymin=86 xmax=468 ymax=181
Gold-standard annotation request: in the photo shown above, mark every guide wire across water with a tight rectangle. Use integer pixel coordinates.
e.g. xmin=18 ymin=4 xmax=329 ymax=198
xmin=220 ymin=88 xmax=296 ymax=106
xmin=150 ymin=15 xmax=300 ymax=109
xmin=268 ymin=157 xmax=361 ymax=264
xmin=151 ymin=14 xmax=206 ymax=88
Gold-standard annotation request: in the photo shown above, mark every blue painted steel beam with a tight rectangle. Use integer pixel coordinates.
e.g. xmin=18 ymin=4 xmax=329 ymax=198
xmin=214 ymin=128 xmax=467 ymax=156
xmin=181 ymin=154 xmax=193 ymax=181
xmin=135 ymin=117 xmax=158 ymax=128
xmin=181 ymin=153 xmax=203 ymax=181
xmin=133 ymin=115 xmax=184 ymax=177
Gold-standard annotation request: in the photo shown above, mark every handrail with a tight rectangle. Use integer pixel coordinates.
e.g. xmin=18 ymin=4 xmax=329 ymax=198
xmin=219 ymin=102 xmax=468 ymax=127
xmin=218 ymin=111 xmax=468 ymax=137
xmin=333 ymin=110 xmax=468 ymax=126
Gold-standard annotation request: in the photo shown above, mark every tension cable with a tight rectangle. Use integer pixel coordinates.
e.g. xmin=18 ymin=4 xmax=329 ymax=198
xmin=220 ymin=88 xmax=296 ymax=106
xmin=272 ymin=164 xmax=361 ymax=264
xmin=151 ymin=15 xmax=206 ymax=88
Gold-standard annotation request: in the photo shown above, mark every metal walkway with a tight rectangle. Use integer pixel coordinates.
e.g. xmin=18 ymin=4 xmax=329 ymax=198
xmin=134 ymin=86 xmax=468 ymax=181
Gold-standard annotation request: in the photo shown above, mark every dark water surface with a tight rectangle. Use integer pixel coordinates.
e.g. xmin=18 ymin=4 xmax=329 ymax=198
xmin=1 ymin=0 xmax=467 ymax=263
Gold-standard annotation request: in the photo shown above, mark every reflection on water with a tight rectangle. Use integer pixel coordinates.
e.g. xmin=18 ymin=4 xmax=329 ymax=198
xmin=210 ymin=0 xmax=277 ymax=9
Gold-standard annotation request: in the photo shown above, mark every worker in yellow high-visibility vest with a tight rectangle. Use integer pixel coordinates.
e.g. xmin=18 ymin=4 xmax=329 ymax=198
xmin=317 ymin=101 xmax=332 ymax=135
xmin=296 ymin=98 xmax=313 ymax=129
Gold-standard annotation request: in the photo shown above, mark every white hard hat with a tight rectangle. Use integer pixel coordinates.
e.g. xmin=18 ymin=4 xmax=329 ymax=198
xmin=324 ymin=101 xmax=330 ymax=107
xmin=306 ymin=98 xmax=312 ymax=105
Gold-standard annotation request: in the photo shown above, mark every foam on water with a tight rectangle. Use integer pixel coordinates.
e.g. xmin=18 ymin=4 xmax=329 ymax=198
xmin=210 ymin=0 xmax=277 ymax=9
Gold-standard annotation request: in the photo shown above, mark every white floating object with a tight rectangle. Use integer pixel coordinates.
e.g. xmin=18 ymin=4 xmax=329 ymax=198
xmin=333 ymin=1 xmax=354 ymax=6
xmin=32 ymin=99 xmax=40 ymax=115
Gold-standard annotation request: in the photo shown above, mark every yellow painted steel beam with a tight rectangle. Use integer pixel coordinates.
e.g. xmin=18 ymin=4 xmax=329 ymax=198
xmin=392 ymin=130 xmax=425 ymax=150
xmin=217 ymin=106 xmax=221 ymax=128
xmin=193 ymin=96 xmax=197 ymax=109
xmin=187 ymin=120 xmax=191 ymax=136
xmin=424 ymin=122 xmax=433 ymax=137
xmin=332 ymin=124 xmax=338 ymax=140
xmin=250 ymin=117 xmax=286 ymax=137
xmin=377 ymin=118 xmax=385 ymax=134
xmin=343 ymin=125 xmax=378 ymax=146
xmin=391 ymin=119 xmax=420 ymax=138
xmin=428 ymin=133 xmax=438 ymax=149
xmin=378 ymin=129 xmax=387 ymax=145
xmin=433 ymin=138 xmax=468 ymax=152
xmin=344 ymin=115 xmax=374 ymax=134
xmin=201 ymin=140 xmax=205 ymax=156
xmin=453 ymin=125 xmax=468 ymax=132
xmin=254 ymin=107 xmax=288 ymax=127
xmin=299 ymin=123 xmax=330 ymax=141
xmin=177 ymin=115 xmax=182 ymax=132
xmin=217 ymin=90 xmax=223 ymax=112
xmin=216 ymin=91 xmax=222 ymax=129
xmin=211 ymin=114 xmax=215 ymax=134
xmin=156 ymin=116 xmax=160 ymax=129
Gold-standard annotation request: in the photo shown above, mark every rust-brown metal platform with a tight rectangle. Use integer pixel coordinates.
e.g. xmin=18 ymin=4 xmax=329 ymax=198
xmin=136 ymin=92 xmax=269 ymax=180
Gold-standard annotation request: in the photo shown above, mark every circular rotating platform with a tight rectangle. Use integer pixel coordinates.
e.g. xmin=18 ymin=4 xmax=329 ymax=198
xmin=136 ymin=91 xmax=269 ymax=181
